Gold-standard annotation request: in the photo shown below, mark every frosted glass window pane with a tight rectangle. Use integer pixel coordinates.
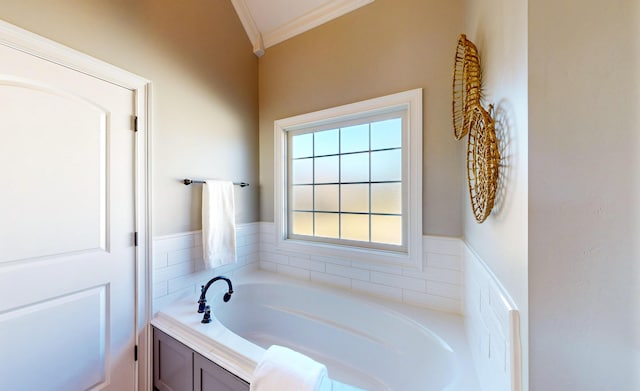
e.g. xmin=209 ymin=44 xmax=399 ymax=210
xmin=371 ymin=118 xmax=402 ymax=150
xmin=314 ymin=129 xmax=339 ymax=156
xmin=341 ymin=214 xmax=369 ymax=242
xmin=371 ymin=149 xmax=401 ymax=181
xmin=292 ymin=185 xmax=313 ymax=211
xmin=315 ymin=185 xmax=339 ymax=212
xmin=292 ymin=158 xmax=313 ymax=184
xmin=292 ymin=133 xmax=313 ymax=158
xmin=314 ymin=156 xmax=339 ymax=183
xmin=371 ymin=215 xmax=402 ymax=245
xmin=292 ymin=212 xmax=313 ymax=236
xmin=340 ymin=152 xmax=369 ymax=183
xmin=341 ymin=184 xmax=369 ymax=213
xmin=315 ymin=213 xmax=339 ymax=238
xmin=371 ymin=183 xmax=401 ymax=214
xmin=341 ymin=124 xmax=369 ymax=153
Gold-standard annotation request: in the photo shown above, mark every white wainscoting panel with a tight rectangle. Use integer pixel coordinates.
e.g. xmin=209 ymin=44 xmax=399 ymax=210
xmin=152 ymin=223 xmax=260 ymax=313
xmin=463 ymin=243 xmax=522 ymax=391
xmin=259 ymin=222 xmax=463 ymax=313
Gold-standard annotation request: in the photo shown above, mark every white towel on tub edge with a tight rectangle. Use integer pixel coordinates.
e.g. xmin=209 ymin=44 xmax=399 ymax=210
xmin=250 ymin=345 xmax=328 ymax=391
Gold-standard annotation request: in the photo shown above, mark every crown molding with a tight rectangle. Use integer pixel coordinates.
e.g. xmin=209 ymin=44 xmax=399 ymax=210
xmin=263 ymin=0 xmax=374 ymax=49
xmin=231 ymin=0 xmax=374 ymax=57
xmin=230 ymin=0 xmax=265 ymax=57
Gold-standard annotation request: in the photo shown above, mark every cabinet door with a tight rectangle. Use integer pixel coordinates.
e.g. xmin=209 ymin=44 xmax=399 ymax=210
xmin=154 ymin=328 xmax=194 ymax=391
xmin=194 ymin=353 xmax=249 ymax=391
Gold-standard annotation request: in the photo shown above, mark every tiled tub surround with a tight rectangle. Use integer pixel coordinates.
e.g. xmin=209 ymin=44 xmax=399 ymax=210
xmin=464 ymin=245 xmax=522 ymax=391
xmin=152 ymin=270 xmax=481 ymax=390
xmin=152 ymin=223 xmax=260 ymax=312
xmin=154 ymin=222 xmax=464 ymax=314
xmin=152 ymin=222 xmax=520 ymax=390
xmin=259 ymin=222 xmax=464 ymax=314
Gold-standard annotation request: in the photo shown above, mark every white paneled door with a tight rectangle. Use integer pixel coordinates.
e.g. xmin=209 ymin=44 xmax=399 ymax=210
xmin=0 ymin=41 xmax=137 ymax=390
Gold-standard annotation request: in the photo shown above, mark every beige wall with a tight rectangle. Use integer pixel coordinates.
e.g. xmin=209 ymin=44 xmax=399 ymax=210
xmin=0 ymin=0 xmax=259 ymax=236
xmin=529 ymin=0 xmax=640 ymax=389
xmin=258 ymin=0 xmax=464 ymax=236
xmin=463 ymin=0 xmax=529 ymax=388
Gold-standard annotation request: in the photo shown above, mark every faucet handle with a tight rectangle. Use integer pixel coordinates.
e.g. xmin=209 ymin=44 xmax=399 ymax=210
xmin=201 ymin=305 xmax=212 ymax=324
xmin=197 ymin=299 xmax=207 ymax=313
xmin=197 ymin=293 xmax=207 ymax=313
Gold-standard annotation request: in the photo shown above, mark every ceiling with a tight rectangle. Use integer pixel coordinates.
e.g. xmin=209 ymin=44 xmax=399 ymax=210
xmin=230 ymin=0 xmax=374 ymax=57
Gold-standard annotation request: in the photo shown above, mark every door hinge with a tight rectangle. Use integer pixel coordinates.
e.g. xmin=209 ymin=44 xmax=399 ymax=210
xmin=133 ymin=115 xmax=138 ymax=132
xmin=134 ymin=232 xmax=138 ymax=247
xmin=134 ymin=345 xmax=138 ymax=361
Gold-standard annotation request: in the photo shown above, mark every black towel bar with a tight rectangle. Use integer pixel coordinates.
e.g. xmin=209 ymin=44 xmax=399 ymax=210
xmin=182 ymin=179 xmax=249 ymax=187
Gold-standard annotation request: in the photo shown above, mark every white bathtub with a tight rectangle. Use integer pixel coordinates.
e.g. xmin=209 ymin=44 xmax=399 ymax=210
xmin=152 ymin=270 xmax=479 ymax=390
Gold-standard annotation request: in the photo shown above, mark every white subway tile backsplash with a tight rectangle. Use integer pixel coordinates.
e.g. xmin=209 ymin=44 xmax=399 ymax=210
xmin=403 ymin=265 xmax=462 ymax=285
xmin=259 ymin=261 xmax=278 ymax=273
xmin=326 ymin=263 xmax=370 ymax=281
xmin=426 ymin=252 xmax=462 ymax=270
xmin=154 ymin=234 xmax=195 ymax=254
xmin=167 ymin=270 xmax=209 ymax=294
xmin=353 ymin=260 xmax=403 ymax=275
xmin=152 ymin=224 xmax=260 ymax=313
xmin=289 ymin=257 xmax=325 ymax=272
xmin=427 ymin=281 xmax=461 ymax=300
xmin=261 ymin=251 xmax=288 ymax=265
xmin=154 ymin=223 xmax=525 ymax=391
xmin=310 ymin=271 xmax=352 ymax=290
xmin=464 ymin=243 xmax=521 ymax=391
xmin=309 ymin=254 xmax=351 ymax=266
xmin=259 ymin=242 xmax=277 ymax=254
xmin=237 ymin=232 xmax=259 ymax=247
xmin=154 ymin=222 xmax=465 ymax=315
xmin=352 ymin=279 xmax=402 ymax=301
xmin=255 ymin=223 xmax=464 ymax=313
xmin=402 ymin=289 xmax=460 ymax=313
xmin=154 ymin=261 xmax=195 ymax=283
xmin=238 ymin=252 xmax=259 ymax=265
xmin=153 ymin=252 xmax=168 ymax=269
xmin=236 ymin=243 xmax=258 ymax=258
xmin=277 ymin=264 xmax=310 ymax=280
xmin=167 ymin=246 xmax=201 ymax=265
xmin=371 ymin=271 xmax=426 ymax=292
xmin=152 ymin=285 xmax=195 ymax=313
xmin=153 ymin=281 xmax=168 ymax=299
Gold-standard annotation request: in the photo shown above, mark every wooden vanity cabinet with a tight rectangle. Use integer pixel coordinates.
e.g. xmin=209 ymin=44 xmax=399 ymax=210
xmin=194 ymin=352 xmax=250 ymax=391
xmin=153 ymin=327 xmax=249 ymax=391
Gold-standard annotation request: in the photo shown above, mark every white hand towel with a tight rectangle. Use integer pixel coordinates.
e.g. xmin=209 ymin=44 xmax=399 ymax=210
xmin=250 ymin=345 xmax=329 ymax=391
xmin=202 ymin=180 xmax=236 ymax=269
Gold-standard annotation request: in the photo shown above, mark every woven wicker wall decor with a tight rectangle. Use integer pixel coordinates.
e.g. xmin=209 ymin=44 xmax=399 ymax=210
xmin=452 ymin=34 xmax=481 ymax=140
xmin=452 ymin=34 xmax=500 ymax=223
xmin=466 ymin=105 xmax=500 ymax=223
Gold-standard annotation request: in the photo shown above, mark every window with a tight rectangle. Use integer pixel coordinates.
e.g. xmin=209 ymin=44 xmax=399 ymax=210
xmin=275 ymin=89 xmax=422 ymax=268
xmin=288 ymin=113 xmax=405 ymax=250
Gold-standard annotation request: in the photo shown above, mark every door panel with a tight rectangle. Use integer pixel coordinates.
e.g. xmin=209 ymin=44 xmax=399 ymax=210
xmin=0 ymin=41 xmax=136 ymax=391
xmin=0 ymin=285 xmax=107 ymax=390
xmin=0 ymin=80 xmax=108 ymax=261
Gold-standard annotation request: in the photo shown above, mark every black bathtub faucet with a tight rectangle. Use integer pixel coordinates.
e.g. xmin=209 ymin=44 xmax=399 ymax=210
xmin=197 ymin=276 xmax=233 ymax=323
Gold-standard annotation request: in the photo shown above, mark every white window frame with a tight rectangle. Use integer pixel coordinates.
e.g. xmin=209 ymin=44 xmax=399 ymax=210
xmin=274 ymin=89 xmax=423 ymax=269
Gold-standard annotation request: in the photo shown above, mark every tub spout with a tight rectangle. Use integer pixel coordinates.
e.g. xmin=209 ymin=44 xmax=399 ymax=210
xmin=197 ymin=275 xmax=233 ymax=314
